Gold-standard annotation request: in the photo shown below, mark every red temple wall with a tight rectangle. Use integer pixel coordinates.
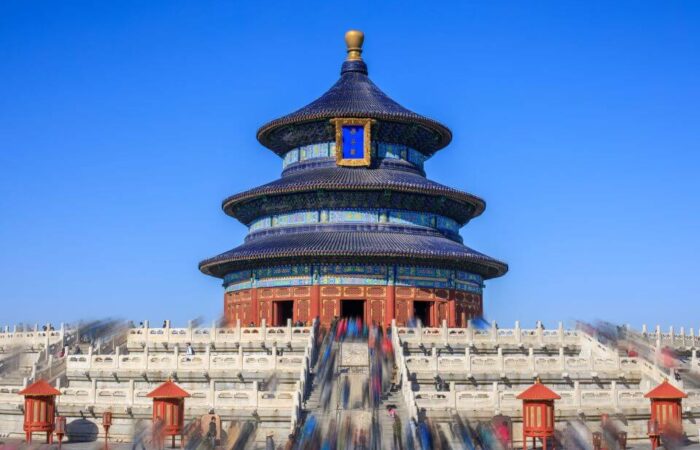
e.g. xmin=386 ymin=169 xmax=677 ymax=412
xmin=225 ymin=285 xmax=482 ymax=328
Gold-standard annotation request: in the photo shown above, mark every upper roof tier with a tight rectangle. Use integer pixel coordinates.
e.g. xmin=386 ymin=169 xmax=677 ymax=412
xmin=256 ymin=31 xmax=452 ymax=157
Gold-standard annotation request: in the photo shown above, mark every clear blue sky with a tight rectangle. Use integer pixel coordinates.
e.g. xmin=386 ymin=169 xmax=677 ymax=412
xmin=1 ymin=1 xmax=698 ymax=330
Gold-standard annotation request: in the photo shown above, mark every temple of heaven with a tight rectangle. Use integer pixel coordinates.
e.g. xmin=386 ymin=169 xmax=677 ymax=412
xmin=199 ymin=30 xmax=508 ymax=328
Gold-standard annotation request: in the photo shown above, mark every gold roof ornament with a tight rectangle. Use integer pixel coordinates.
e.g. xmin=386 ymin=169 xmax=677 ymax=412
xmin=345 ymin=30 xmax=364 ymax=61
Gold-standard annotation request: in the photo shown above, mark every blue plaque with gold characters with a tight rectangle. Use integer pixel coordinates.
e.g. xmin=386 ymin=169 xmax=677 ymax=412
xmin=332 ymin=118 xmax=373 ymax=166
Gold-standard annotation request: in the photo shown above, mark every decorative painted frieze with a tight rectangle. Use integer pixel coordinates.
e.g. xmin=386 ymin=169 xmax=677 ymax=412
xmin=248 ymin=208 xmax=459 ymax=236
xmin=223 ymin=264 xmax=483 ymax=294
xmin=281 ymin=141 xmax=425 ymax=170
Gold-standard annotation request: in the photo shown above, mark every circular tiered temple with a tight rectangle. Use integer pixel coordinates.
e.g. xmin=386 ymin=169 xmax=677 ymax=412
xmin=200 ymin=31 xmax=508 ymax=328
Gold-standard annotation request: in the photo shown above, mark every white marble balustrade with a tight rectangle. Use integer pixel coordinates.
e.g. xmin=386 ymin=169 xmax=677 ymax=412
xmin=396 ymin=321 xmax=579 ymax=347
xmin=640 ymin=326 xmax=700 ymax=349
xmin=404 ymin=348 xmax=640 ymax=377
xmin=127 ymin=320 xmax=312 ymax=349
xmin=0 ymin=385 xmax=23 ymax=406
xmin=0 ymin=325 xmax=65 ymax=351
xmin=67 ymin=346 xmax=310 ymax=376
xmin=414 ymin=383 xmax=700 ymax=414
xmin=56 ymin=379 xmax=300 ymax=411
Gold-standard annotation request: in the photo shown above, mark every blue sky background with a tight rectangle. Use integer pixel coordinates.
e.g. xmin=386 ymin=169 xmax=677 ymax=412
xmin=1 ymin=1 xmax=698 ymax=330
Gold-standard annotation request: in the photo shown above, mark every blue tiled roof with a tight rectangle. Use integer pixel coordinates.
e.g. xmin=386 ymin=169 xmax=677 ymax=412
xmin=257 ymin=60 xmax=452 ymax=156
xmin=222 ymin=166 xmax=485 ymax=222
xmin=199 ymin=228 xmax=508 ymax=279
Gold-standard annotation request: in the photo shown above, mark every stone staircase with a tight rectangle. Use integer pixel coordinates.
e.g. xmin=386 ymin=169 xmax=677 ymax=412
xmin=293 ymin=338 xmax=412 ymax=448
xmin=377 ymin=388 xmax=410 ymax=448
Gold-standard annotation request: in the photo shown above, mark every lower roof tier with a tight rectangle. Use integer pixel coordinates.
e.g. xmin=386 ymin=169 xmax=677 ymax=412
xmin=223 ymin=166 xmax=485 ymax=225
xmin=199 ymin=229 xmax=508 ymax=280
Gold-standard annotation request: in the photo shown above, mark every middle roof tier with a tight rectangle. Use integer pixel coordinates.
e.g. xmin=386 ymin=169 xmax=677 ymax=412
xmin=223 ymin=165 xmax=485 ymax=226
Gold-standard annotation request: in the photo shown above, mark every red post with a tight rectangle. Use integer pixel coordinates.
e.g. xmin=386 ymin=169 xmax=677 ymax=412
xmin=385 ymin=284 xmax=396 ymax=329
xmin=148 ymin=380 xmax=190 ymax=448
xmin=517 ymin=379 xmax=560 ymax=450
xmin=250 ymin=287 xmax=259 ymax=326
xmin=310 ymin=284 xmax=320 ymax=323
xmin=18 ymin=379 xmax=61 ymax=444
xmin=448 ymin=289 xmax=457 ymax=327
xmin=645 ymin=380 xmax=686 ymax=448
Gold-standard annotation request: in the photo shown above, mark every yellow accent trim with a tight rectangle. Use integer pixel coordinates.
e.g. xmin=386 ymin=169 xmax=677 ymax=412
xmin=332 ymin=118 xmax=373 ymax=167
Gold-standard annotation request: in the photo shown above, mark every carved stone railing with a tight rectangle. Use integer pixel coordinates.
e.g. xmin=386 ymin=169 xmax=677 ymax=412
xmin=578 ymin=326 xmax=678 ymax=386
xmin=289 ymin=318 xmax=317 ymax=433
xmin=67 ymin=346 xmax=309 ymax=377
xmin=413 ymin=382 xmax=700 ymax=414
xmin=55 ymin=380 xmax=298 ymax=413
xmin=404 ymin=350 xmax=641 ymax=377
xmin=126 ymin=320 xmax=312 ymax=350
xmin=0 ymin=385 xmax=23 ymax=406
xmin=635 ymin=325 xmax=700 ymax=350
xmin=392 ymin=320 xmax=419 ymax=421
xmin=395 ymin=321 xmax=579 ymax=348
xmin=0 ymin=326 xmax=66 ymax=353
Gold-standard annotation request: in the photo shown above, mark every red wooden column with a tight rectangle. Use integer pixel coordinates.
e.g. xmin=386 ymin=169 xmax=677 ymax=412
xmin=385 ymin=286 xmax=396 ymax=329
xmin=148 ymin=380 xmax=191 ymax=448
xmin=250 ymin=287 xmax=259 ymax=326
xmin=517 ymin=379 xmax=560 ymax=450
xmin=310 ymin=285 xmax=321 ymax=322
xmin=310 ymin=267 xmax=321 ymax=322
xmin=644 ymin=380 xmax=687 ymax=449
xmin=18 ymin=379 xmax=61 ymax=444
xmin=447 ymin=289 xmax=457 ymax=327
xmin=384 ymin=267 xmax=396 ymax=328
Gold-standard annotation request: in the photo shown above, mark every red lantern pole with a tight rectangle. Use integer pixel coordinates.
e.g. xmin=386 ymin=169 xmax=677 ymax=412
xmin=102 ymin=411 xmax=113 ymax=450
xmin=55 ymin=416 xmax=66 ymax=450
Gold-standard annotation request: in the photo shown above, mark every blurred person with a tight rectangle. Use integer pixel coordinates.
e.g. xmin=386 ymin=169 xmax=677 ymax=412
xmin=661 ymin=423 xmax=685 ymax=450
xmin=131 ymin=419 xmax=149 ymax=450
xmin=404 ymin=419 xmax=416 ymax=450
xmin=223 ymin=420 xmax=241 ymax=449
xmin=183 ymin=418 xmax=203 ymax=449
xmin=392 ymin=412 xmax=403 ymax=450
xmin=568 ymin=419 xmax=593 ymax=450
xmin=342 ymin=377 xmax=350 ymax=409
xmin=266 ymin=432 xmax=275 ymax=450
xmin=417 ymin=420 xmax=431 ymax=450
xmin=453 ymin=416 xmax=477 ymax=450
xmin=601 ymin=414 xmax=621 ymax=450
xmin=206 ymin=416 xmax=217 ymax=449
xmin=153 ymin=416 xmax=165 ymax=450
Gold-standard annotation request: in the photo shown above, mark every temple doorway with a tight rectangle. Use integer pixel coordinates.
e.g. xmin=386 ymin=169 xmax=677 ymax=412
xmin=273 ymin=300 xmax=294 ymax=326
xmin=340 ymin=299 xmax=366 ymax=321
xmin=413 ymin=301 xmax=431 ymax=326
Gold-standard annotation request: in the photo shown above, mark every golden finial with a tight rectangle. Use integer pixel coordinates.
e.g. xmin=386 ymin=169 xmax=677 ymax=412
xmin=345 ymin=30 xmax=364 ymax=61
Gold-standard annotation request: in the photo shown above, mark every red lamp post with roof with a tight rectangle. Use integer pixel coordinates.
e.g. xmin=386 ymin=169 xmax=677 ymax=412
xmin=644 ymin=379 xmax=687 ymax=450
xmin=147 ymin=379 xmax=191 ymax=448
xmin=17 ymin=379 xmax=61 ymax=444
xmin=516 ymin=379 xmax=560 ymax=450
